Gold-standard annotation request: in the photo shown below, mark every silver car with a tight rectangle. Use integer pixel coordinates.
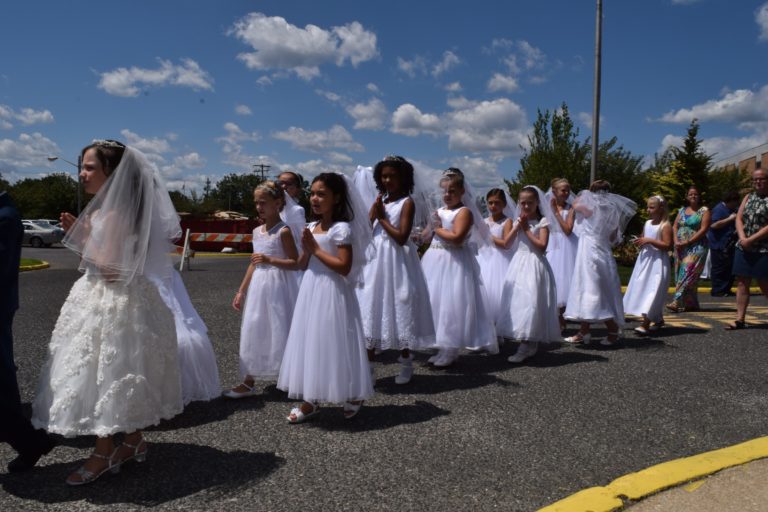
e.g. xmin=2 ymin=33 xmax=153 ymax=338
xmin=22 ymin=220 xmax=65 ymax=247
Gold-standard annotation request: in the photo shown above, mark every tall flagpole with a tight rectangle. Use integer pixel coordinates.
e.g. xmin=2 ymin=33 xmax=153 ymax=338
xmin=590 ymin=0 xmax=603 ymax=184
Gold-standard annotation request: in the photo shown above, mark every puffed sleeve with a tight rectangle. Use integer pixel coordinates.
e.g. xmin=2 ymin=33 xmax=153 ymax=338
xmin=538 ymin=217 xmax=550 ymax=229
xmin=329 ymin=222 xmax=352 ymax=245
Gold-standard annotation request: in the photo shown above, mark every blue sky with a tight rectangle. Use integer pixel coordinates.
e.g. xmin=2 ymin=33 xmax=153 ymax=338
xmin=2 ymin=0 xmax=768 ymax=192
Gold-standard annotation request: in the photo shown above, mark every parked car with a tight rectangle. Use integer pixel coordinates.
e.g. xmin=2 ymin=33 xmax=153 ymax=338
xmin=22 ymin=220 xmax=65 ymax=247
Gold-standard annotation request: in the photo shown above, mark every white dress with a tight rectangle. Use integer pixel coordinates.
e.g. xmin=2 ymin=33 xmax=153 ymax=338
xmin=564 ymin=207 xmax=626 ymax=325
xmin=623 ymin=220 xmax=670 ymax=323
xmin=476 ymin=216 xmax=514 ymax=321
xmin=153 ymin=271 xmax=221 ymax=405
xmin=421 ymin=207 xmax=498 ymax=351
xmin=546 ymin=208 xmax=579 ymax=308
xmin=277 ymin=222 xmax=373 ymax=403
xmin=31 ymin=270 xmax=182 ymax=437
xmin=239 ymin=223 xmax=299 ymax=379
xmin=496 ymin=218 xmax=561 ymax=342
xmin=360 ymin=196 xmax=435 ymax=350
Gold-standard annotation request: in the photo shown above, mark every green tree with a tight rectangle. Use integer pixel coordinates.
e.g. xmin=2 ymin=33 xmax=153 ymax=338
xmin=208 ymin=173 xmax=264 ymax=214
xmin=10 ymin=173 xmax=77 ymax=218
xmin=650 ymin=119 xmax=713 ymax=209
xmin=513 ymin=103 xmax=591 ymax=196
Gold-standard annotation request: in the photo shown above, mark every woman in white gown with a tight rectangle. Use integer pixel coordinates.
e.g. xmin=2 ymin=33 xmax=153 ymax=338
xmin=496 ymin=186 xmax=561 ymax=363
xmin=623 ymin=196 xmax=672 ymax=334
xmin=476 ymin=188 xmax=515 ymax=321
xmin=277 ymin=173 xmax=374 ymax=422
xmin=421 ymin=168 xmax=497 ymax=367
xmin=359 ymin=156 xmax=435 ymax=385
xmin=545 ymin=178 xmax=578 ymax=331
xmin=226 ymin=182 xmax=299 ymax=398
xmin=32 ymin=141 xmax=183 ymax=485
xmin=563 ymin=180 xmax=637 ymax=346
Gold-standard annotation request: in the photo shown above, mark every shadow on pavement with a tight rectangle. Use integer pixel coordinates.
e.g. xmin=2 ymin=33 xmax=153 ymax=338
xmin=0 ymin=443 xmax=282 ymax=506
xmin=295 ymin=400 xmax=450 ymax=433
xmin=146 ymin=396 xmax=266 ymax=432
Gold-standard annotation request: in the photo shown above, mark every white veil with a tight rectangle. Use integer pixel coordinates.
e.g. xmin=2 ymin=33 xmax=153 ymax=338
xmin=64 ymin=145 xmax=180 ymax=284
xmin=573 ymin=190 xmax=637 ymax=244
xmin=340 ymin=173 xmax=374 ymax=286
xmin=352 ymin=165 xmax=377 ymax=211
xmin=280 ymin=191 xmax=306 ymax=247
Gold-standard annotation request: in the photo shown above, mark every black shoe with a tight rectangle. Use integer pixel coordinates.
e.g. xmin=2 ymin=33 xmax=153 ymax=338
xmin=8 ymin=434 xmax=56 ymax=473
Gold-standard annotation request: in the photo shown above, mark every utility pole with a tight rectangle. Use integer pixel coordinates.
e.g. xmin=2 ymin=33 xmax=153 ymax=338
xmin=252 ymin=163 xmax=270 ymax=180
xmin=590 ymin=0 xmax=603 ymax=184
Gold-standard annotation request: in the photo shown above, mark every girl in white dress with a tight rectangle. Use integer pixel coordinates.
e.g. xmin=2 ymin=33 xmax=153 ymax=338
xmin=32 ymin=141 xmax=183 ymax=485
xmin=421 ymin=168 xmax=497 ymax=367
xmin=623 ymin=196 xmax=672 ymax=335
xmin=497 ymin=186 xmax=561 ymax=363
xmin=153 ymin=271 xmax=221 ymax=405
xmin=277 ymin=173 xmax=373 ymax=422
xmin=360 ymin=156 xmax=435 ymax=385
xmin=546 ymin=178 xmax=578 ymax=331
xmin=563 ymin=180 xmax=637 ymax=346
xmin=226 ymin=181 xmax=299 ymax=398
xmin=476 ymin=188 xmax=515 ymax=321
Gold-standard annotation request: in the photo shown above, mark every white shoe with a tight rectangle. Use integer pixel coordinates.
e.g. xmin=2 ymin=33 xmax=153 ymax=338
xmin=432 ymin=349 xmax=458 ymax=367
xmin=563 ymin=333 xmax=591 ymax=344
xmin=223 ymin=382 xmax=258 ymax=399
xmin=507 ymin=343 xmax=536 ymax=363
xmin=395 ymin=354 xmax=414 ymax=384
xmin=600 ymin=331 xmax=621 ymax=346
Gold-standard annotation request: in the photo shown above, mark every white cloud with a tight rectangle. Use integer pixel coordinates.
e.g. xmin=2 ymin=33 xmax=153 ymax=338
xmin=757 ymin=3 xmax=768 ymax=41
xmin=432 ymin=51 xmax=460 ymax=77
xmin=487 ymin=73 xmax=519 ymax=93
xmin=445 ymin=82 xmax=462 ymax=92
xmin=229 ymin=13 xmax=378 ymax=80
xmin=446 ymin=98 xmax=528 ymax=153
xmin=235 ymin=104 xmax=252 ymax=116
xmin=256 ymin=76 xmax=273 ymax=86
xmin=0 ymin=132 xmax=60 ymax=169
xmin=0 ymin=104 xmax=55 ymax=128
xmin=657 ymin=131 xmax=767 ymax=163
xmin=161 ymin=152 xmax=207 ymax=180
xmin=447 ymin=155 xmax=505 ymax=189
xmin=327 ymin=151 xmax=354 ymax=164
xmin=658 ymin=85 xmax=768 ymax=126
xmin=391 ymin=104 xmax=443 ymax=136
xmin=346 ymin=98 xmax=387 ymax=130
xmin=120 ymin=129 xmax=172 ymax=163
xmin=98 ymin=58 xmax=214 ymax=97
xmin=316 ymin=89 xmax=342 ymax=102
xmin=446 ymin=96 xmax=477 ymax=110
xmin=366 ymin=83 xmax=380 ymax=94
xmin=577 ymin=111 xmax=605 ymax=130
xmin=292 ymin=158 xmax=349 ymax=180
xmin=397 ymin=56 xmax=428 ymax=78
xmin=272 ymin=124 xmax=364 ymax=153
xmin=216 ymin=122 xmax=261 ymax=168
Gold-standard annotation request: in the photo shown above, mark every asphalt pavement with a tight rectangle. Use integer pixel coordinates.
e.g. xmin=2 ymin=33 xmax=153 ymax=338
xmin=2 ymin=246 xmax=768 ymax=511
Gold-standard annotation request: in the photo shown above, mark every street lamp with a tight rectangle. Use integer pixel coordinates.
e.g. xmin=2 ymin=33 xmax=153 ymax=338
xmin=47 ymin=154 xmax=82 ymax=214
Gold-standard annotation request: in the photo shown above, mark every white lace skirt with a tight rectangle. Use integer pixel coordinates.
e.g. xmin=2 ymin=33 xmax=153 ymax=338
xmin=32 ymin=274 xmax=183 ymax=437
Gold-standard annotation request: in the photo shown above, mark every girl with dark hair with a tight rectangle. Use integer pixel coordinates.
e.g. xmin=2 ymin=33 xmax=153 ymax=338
xmin=359 ymin=156 xmax=435 ymax=385
xmin=277 ymin=173 xmax=373 ymax=422
xmin=496 ymin=186 xmax=560 ymax=363
xmin=476 ymin=188 xmax=515 ymax=321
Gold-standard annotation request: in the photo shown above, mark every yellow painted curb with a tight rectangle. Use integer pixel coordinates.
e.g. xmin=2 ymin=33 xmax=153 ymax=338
xmin=19 ymin=262 xmax=50 ymax=272
xmin=538 ymin=436 xmax=768 ymax=512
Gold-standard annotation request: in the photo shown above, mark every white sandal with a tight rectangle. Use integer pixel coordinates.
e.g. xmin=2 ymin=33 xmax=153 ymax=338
xmin=343 ymin=401 xmax=363 ymax=419
xmin=563 ymin=333 xmax=591 ymax=344
xmin=223 ymin=381 xmax=258 ymax=399
xmin=287 ymin=402 xmax=320 ymax=424
xmin=601 ymin=330 xmax=621 ymax=346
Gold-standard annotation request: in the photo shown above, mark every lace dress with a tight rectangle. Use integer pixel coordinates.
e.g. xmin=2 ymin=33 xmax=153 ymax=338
xmin=623 ymin=220 xmax=670 ymax=323
xmin=277 ymin=222 xmax=373 ymax=403
xmin=476 ymin=216 xmax=514 ymax=321
xmin=496 ymin=218 xmax=560 ymax=342
xmin=360 ymin=196 xmax=435 ymax=351
xmin=421 ymin=207 xmax=497 ymax=351
xmin=239 ymin=223 xmax=299 ymax=379
xmin=31 ymin=242 xmax=182 ymax=436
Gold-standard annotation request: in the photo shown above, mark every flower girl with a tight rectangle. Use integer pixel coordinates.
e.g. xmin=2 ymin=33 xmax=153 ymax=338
xmin=421 ymin=168 xmax=497 ymax=367
xmin=226 ymin=181 xmax=299 ymax=398
xmin=359 ymin=156 xmax=435 ymax=385
xmin=476 ymin=188 xmax=515 ymax=321
xmin=623 ymin=196 xmax=672 ymax=334
xmin=277 ymin=173 xmax=373 ymax=422
xmin=496 ymin=186 xmax=561 ymax=363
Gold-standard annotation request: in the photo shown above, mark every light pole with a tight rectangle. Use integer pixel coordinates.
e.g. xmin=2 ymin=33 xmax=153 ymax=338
xmin=47 ymin=154 xmax=82 ymax=214
xmin=590 ymin=0 xmax=603 ymax=184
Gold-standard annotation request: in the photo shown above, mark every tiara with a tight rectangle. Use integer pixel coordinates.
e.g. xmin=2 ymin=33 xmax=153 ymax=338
xmin=91 ymin=139 xmax=125 ymax=149
xmin=442 ymin=167 xmax=464 ymax=178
